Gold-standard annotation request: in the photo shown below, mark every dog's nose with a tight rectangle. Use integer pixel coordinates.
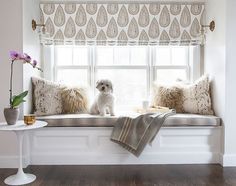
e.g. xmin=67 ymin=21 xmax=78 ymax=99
xmin=102 ymin=87 xmax=105 ymax=90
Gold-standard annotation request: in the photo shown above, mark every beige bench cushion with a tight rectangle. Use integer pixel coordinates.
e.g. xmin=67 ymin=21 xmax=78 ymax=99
xmin=37 ymin=113 xmax=221 ymax=127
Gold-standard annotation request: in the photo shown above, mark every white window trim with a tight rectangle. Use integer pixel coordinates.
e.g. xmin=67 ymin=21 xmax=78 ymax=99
xmin=42 ymin=45 xmax=199 ymax=107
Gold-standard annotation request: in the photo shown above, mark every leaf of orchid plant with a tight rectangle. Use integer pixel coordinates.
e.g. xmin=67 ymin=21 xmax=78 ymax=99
xmin=11 ymin=91 xmax=28 ymax=108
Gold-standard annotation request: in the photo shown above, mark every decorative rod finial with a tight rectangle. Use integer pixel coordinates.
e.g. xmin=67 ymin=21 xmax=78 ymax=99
xmin=32 ymin=19 xmax=46 ymax=31
xmin=209 ymin=21 xmax=215 ymax=32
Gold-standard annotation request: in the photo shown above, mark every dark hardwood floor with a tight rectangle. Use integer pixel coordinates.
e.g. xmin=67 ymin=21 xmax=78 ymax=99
xmin=0 ymin=165 xmax=236 ymax=186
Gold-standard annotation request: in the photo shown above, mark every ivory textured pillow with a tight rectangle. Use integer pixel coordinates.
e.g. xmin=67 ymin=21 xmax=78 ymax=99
xmin=32 ymin=77 xmax=64 ymax=116
xmin=152 ymin=85 xmax=184 ymax=113
xmin=182 ymin=75 xmax=214 ymax=115
xmin=61 ymin=87 xmax=88 ymax=114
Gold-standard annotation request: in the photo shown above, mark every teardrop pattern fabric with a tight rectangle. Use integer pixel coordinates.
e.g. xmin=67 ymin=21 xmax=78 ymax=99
xmin=200 ymin=9 xmax=205 ymax=25
xmin=107 ymin=4 xmax=118 ymax=15
xmin=139 ymin=30 xmax=149 ymax=43
xmin=118 ymin=5 xmax=129 ymax=27
xmin=170 ymin=4 xmax=181 ymax=15
xmin=160 ymin=30 xmax=170 ymax=43
xmin=97 ymin=30 xmax=107 ymax=41
xmin=76 ymin=30 xmax=86 ymax=41
xmin=45 ymin=17 xmax=55 ymax=37
xmin=40 ymin=7 xmax=44 ymax=24
xmin=169 ymin=18 xmax=180 ymax=39
xmin=54 ymin=5 xmax=65 ymax=27
xmin=191 ymin=4 xmax=202 ymax=15
xmin=40 ymin=3 xmax=204 ymax=45
xmin=96 ymin=5 xmax=108 ymax=27
xmin=64 ymin=17 xmax=76 ymax=38
xmin=181 ymin=30 xmax=191 ymax=45
xmin=86 ymin=4 xmax=97 ymax=15
xmin=97 ymin=30 xmax=107 ymax=45
xmin=54 ymin=29 xmax=64 ymax=40
xmin=180 ymin=6 xmax=191 ymax=28
xmin=75 ymin=5 xmax=87 ymax=27
xmin=76 ymin=29 xmax=86 ymax=45
xmin=43 ymin=4 xmax=55 ymax=15
xmin=118 ymin=30 xmax=128 ymax=41
xmin=128 ymin=4 xmax=140 ymax=15
xmin=159 ymin=6 xmax=170 ymax=27
xmin=65 ymin=4 xmax=76 ymax=14
xmin=86 ymin=18 xmax=97 ymax=38
xmin=128 ymin=18 xmax=139 ymax=39
xmin=190 ymin=18 xmax=200 ymax=37
xmin=149 ymin=4 xmax=160 ymax=15
xmin=149 ymin=18 xmax=159 ymax=39
xmin=138 ymin=6 xmax=149 ymax=27
xmin=107 ymin=18 xmax=118 ymax=38
xmin=54 ymin=29 xmax=64 ymax=45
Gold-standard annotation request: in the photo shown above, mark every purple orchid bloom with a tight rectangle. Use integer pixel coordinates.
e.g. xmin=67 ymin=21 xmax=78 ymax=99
xmin=32 ymin=60 xmax=37 ymax=68
xmin=23 ymin=53 xmax=31 ymax=63
xmin=9 ymin=51 xmax=21 ymax=61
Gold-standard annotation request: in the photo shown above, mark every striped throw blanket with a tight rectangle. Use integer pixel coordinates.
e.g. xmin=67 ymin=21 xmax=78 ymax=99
xmin=110 ymin=110 xmax=175 ymax=157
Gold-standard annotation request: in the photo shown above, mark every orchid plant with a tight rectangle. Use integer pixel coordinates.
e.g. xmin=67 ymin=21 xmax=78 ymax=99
xmin=9 ymin=51 xmax=42 ymax=109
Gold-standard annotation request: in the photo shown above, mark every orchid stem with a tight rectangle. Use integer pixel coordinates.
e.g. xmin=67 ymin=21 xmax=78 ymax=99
xmin=9 ymin=60 xmax=14 ymax=108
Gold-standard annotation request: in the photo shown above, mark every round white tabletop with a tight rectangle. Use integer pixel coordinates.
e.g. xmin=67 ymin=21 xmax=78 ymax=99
xmin=0 ymin=120 xmax=47 ymax=186
xmin=0 ymin=120 xmax=47 ymax=131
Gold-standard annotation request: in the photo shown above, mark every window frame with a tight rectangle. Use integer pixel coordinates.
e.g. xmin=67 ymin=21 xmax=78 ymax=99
xmin=43 ymin=45 xmax=199 ymax=108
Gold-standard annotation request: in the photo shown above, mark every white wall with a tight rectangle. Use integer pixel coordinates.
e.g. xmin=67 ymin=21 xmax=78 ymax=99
xmin=23 ymin=0 xmax=41 ymax=114
xmin=204 ymin=0 xmax=226 ymax=165
xmin=0 ymin=0 xmax=40 ymax=168
xmin=205 ymin=0 xmax=236 ymax=166
xmin=0 ymin=0 xmax=23 ymax=121
xmin=204 ymin=0 xmax=226 ymax=119
xmin=224 ymin=0 xmax=236 ymax=166
xmin=0 ymin=0 xmax=24 ymax=163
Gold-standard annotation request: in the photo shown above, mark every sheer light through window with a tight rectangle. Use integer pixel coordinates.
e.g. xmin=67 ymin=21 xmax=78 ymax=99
xmin=50 ymin=46 xmax=194 ymax=109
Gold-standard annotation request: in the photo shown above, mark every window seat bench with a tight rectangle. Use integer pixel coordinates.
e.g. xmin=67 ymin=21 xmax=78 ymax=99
xmin=27 ymin=113 xmax=222 ymax=166
xmin=37 ymin=113 xmax=221 ymax=127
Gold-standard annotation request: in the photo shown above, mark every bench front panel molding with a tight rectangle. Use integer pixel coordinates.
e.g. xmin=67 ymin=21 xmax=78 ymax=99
xmin=29 ymin=126 xmax=222 ymax=165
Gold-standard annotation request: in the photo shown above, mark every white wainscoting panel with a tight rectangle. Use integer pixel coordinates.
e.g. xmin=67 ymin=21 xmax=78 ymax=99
xmin=29 ymin=126 xmax=222 ymax=165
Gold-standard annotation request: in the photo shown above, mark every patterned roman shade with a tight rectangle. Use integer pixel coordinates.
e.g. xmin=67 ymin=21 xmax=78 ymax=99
xmin=40 ymin=2 xmax=205 ymax=45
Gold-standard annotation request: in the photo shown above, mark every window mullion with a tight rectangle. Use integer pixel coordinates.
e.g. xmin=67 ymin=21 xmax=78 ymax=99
xmin=152 ymin=47 xmax=157 ymax=83
xmin=91 ymin=46 xmax=96 ymax=96
xmin=147 ymin=47 xmax=151 ymax=100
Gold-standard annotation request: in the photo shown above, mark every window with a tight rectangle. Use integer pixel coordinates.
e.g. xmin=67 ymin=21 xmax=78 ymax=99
xmin=44 ymin=45 xmax=199 ymax=110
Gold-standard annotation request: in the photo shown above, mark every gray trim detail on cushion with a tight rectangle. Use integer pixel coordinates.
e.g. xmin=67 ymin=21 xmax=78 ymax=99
xmin=37 ymin=113 xmax=221 ymax=127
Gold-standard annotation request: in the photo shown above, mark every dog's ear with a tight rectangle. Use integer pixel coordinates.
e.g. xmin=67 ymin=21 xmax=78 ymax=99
xmin=110 ymin=83 xmax=113 ymax=93
xmin=96 ymin=80 xmax=100 ymax=88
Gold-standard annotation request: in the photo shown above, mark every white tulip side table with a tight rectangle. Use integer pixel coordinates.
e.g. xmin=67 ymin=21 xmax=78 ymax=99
xmin=0 ymin=120 xmax=47 ymax=185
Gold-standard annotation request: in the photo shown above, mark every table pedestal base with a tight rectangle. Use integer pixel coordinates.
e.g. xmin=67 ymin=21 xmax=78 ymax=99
xmin=4 ymin=172 xmax=36 ymax=186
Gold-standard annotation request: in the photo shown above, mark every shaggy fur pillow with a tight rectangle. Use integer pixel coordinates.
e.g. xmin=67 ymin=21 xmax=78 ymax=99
xmin=61 ymin=87 xmax=88 ymax=114
xmin=32 ymin=77 xmax=64 ymax=116
xmin=181 ymin=75 xmax=214 ymax=115
xmin=152 ymin=75 xmax=214 ymax=115
xmin=152 ymin=85 xmax=184 ymax=113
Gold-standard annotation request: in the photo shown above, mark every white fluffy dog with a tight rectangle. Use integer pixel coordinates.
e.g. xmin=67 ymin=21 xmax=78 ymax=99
xmin=90 ymin=79 xmax=115 ymax=116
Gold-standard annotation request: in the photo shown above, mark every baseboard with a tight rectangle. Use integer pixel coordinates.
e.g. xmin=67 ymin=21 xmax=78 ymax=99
xmin=222 ymin=154 xmax=236 ymax=167
xmin=31 ymin=152 xmax=221 ymax=165
xmin=0 ymin=155 xmax=29 ymax=168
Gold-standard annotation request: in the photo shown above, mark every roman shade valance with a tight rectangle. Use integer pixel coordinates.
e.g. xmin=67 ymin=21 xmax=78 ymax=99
xmin=40 ymin=2 xmax=205 ymax=45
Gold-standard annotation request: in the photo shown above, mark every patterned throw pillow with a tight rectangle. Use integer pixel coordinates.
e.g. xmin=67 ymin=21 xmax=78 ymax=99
xmin=151 ymin=75 xmax=214 ymax=115
xmin=61 ymin=87 xmax=88 ymax=114
xmin=32 ymin=77 xmax=64 ymax=116
xmin=152 ymin=85 xmax=184 ymax=113
xmin=182 ymin=75 xmax=214 ymax=115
